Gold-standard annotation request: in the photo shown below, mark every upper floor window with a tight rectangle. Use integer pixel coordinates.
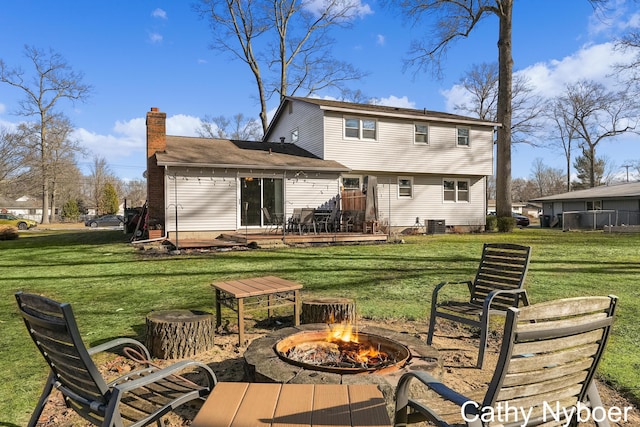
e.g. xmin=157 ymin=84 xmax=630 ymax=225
xmin=291 ymin=128 xmax=299 ymax=143
xmin=443 ymin=179 xmax=469 ymax=202
xmin=344 ymin=117 xmax=377 ymax=140
xmin=457 ymin=126 xmax=470 ymax=146
xmin=414 ymin=123 xmax=428 ymax=144
xmin=398 ymin=177 xmax=413 ymax=198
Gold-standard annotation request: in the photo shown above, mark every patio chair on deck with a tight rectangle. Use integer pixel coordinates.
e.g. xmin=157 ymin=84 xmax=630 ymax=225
xmin=395 ymin=295 xmax=617 ymax=427
xmin=261 ymin=207 xmax=283 ymax=234
xmin=427 ymin=243 xmax=532 ymax=368
xmin=287 ymin=208 xmax=302 ymax=233
xmin=16 ymin=292 xmax=217 ymax=427
xmin=298 ymin=208 xmax=317 ymax=235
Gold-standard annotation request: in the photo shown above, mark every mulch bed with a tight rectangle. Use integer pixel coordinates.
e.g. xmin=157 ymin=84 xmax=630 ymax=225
xmin=33 ymin=318 xmax=639 ymax=426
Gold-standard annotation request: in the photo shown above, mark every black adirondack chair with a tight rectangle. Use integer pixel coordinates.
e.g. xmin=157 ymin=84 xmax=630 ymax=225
xmin=427 ymin=243 xmax=532 ymax=368
xmin=16 ymin=292 xmax=217 ymax=427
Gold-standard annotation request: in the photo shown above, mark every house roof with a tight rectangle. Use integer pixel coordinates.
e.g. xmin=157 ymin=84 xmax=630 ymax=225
xmin=156 ymin=136 xmax=351 ymax=172
xmin=264 ymin=96 xmax=500 ymax=142
xmin=531 ymin=182 xmax=640 ymax=202
xmin=0 ymin=196 xmax=39 ymax=209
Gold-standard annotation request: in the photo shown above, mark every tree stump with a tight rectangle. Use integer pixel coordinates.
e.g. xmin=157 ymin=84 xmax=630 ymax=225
xmin=146 ymin=310 xmax=214 ymax=359
xmin=301 ymin=297 xmax=356 ymax=324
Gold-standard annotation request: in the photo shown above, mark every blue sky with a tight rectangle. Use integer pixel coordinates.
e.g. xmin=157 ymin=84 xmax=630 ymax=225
xmin=1 ymin=0 xmax=639 ymax=182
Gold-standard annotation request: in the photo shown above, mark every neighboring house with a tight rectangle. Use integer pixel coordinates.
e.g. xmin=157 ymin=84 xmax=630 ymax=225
xmin=0 ymin=196 xmax=41 ymax=221
xmin=486 ymin=200 xmax=541 ymax=218
xmin=145 ymin=97 xmax=498 ymax=238
xmin=531 ymin=182 xmax=640 ymax=228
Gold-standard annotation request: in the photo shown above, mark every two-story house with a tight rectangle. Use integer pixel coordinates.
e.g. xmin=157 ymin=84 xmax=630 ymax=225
xmin=145 ymin=97 xmax=497 ymax=239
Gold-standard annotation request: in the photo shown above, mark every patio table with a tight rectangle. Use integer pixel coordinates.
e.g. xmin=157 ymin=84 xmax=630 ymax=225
xmin=192 ymin=382 xmax=392 ymax=427
xmin=211 ymin=276 xmax=302 ymax=345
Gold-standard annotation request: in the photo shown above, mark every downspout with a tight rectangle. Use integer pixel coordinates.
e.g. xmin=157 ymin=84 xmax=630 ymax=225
xmin=283 ymin=170 xmax=287 ymax=244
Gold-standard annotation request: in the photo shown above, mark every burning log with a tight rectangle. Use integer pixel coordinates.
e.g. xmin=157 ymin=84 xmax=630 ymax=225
xmin=284 ymin=336 xmax=396 ymax=370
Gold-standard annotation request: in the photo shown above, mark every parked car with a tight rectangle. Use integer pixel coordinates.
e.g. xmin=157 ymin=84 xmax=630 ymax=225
xmin=84 ymin=214 xmax=124 ymax=228
xmin=0 ymin=213 xmax=38 ymax=230
xmin=487 ymin=211 xmax=530 ymax=227
xmin=512 ymin=212 xmax=530 ymax=227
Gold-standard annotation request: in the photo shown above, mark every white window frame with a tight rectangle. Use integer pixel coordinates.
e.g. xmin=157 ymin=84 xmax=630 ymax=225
xmin=586 ymin=200 xmax=602 ymax=210
xmin=443 ymin=178 xmax=470 ymax=203
xmin=344 ymin=117 xmax=377 ymax=141
xmin=291 ymin=128 xmax=299 ymax=143
xmin=398 ymin=176 xmax=413 ymax=199
xmin=414 ymin=123 xmax=429 ymax=145
xmin=457 ymin=126 xmax=470 ymax=146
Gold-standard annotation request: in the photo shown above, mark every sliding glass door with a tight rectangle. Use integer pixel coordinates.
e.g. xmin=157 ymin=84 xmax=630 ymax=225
xmin=240 ymin=178 xmax=283 ymax=227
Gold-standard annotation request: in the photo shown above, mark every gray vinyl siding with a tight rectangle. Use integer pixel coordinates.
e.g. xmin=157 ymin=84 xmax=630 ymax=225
xmin=374 ymin=174 xmax=487 ymax=227
xmin=164 ymin=167 xmax=341 ymax=231
xmin=323 ymin=112 xmax=494 ymax=176
xmin=165 ymin=168 xmax=238 ymax=231
xmin=284 ymin=173 xmax=342 ymax=218
xmin=266 ymin=100 xmax=325 ymax=158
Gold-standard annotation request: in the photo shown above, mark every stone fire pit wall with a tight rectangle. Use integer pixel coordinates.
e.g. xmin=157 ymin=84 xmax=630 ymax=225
xmin=243 ymin=323 xmax=441 ymax=414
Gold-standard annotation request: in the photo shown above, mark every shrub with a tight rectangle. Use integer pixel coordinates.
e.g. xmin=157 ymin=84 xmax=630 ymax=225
xmin=0 ymin=226 xmax=19 ymax=240
xmin=497 ymin=215 xmax=516 ymax=232
xmin=485 ymin=215 xmax=497 ymax=231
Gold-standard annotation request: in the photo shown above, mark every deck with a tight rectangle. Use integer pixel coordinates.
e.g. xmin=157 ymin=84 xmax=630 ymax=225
xmin=168 ymin=231 xmax=388 ymax=250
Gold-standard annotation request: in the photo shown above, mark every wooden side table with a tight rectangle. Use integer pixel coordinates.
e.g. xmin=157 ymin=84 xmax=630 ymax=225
xmin=211 ymin=276 xmax=302 ymax=345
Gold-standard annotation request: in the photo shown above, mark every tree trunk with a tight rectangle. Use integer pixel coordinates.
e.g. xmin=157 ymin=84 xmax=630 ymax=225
xmin=495 ymin=0 xmax=514 ymax=219
xmin=301 ymin=298 xmax=356 ymax=324
xmin=146 ymin=310 xmax=214 ymax=359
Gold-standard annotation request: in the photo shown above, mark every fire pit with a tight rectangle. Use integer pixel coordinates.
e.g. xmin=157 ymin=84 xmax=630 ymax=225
xmin=275 ymin=328 xmax=411 ymax=374
xmin=244 ymin=323 xmax=441 ymax=410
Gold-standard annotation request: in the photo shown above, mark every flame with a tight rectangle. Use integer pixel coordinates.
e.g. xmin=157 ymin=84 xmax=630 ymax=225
xmin=328 ymin=322 xmax=359 ymax=343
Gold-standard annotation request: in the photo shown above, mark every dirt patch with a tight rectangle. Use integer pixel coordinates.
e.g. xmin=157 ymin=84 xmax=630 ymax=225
xmin=34 ymin=318 xmax=639 ymax=426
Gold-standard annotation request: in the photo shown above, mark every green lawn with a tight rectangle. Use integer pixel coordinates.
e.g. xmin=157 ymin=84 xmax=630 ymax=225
xmin=1 ymin=228 xmax=639 ymax=424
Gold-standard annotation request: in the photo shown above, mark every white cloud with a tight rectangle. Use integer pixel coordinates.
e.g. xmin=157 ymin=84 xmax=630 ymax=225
xmin=370 ymin=95 xmax=415 ymax=109
xmin=0 ymin=103 xmax=5 ymax=115
xmin=441 ymin=41 xmax=636 ymax=113
xmin=149 ymin=32 xmax=163 ymax=44
xmin=166 ymin=114 xmax=202 ymax=136
xmin=303 ymin=0 xmax=373 ymax=20
xmin=521 ymin=42 xmax=632 ymax=97
xmin=152 ymin=8 xmax=167 ymax=19
xmin=72 ymin=114 xmax=202 ymax=180
xmin=376 ymin=34 xmax=385 ymax=46
xmin=441 ymin=85 xmax=472 ymax=114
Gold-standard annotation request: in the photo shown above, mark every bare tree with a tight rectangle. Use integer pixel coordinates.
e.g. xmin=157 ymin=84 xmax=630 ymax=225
xmin=0 ymin=126 xmax=27 ymax=193
xmin=0 ymin=45 xmax=92 ymax=223
xmin=46 ymin=115 xmax=83 ymax=222
xmin=197 ymin=113 xmax=263 ymax=140
xmin=615 ymin=30 xmax=640 ymax=91
xmin=530 ymin=158 xmax=565 ymax=197
xmin=545 ymin=96 xmax=580 ymax=192
xmin=511 ymin=177 xmax=538 ymax=203
xmin=88 ymin=156 xmax=115 ymax=215
xmin=194 ymin=0 xmax=367 ymax=133
xmin=454 ymin=62 xmax=544 ymax=145
xmin=121 ymin=179 xmax=147 ymax=208
xmin=394 ymin=0 xmax=515 ymax=222
xmin=562 ymin=80 xmax=638 ymax=188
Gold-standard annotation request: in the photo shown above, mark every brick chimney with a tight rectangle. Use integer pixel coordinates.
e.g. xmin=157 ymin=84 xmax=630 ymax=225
xmin=146 ymin=107 xmax=166 ymax=228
